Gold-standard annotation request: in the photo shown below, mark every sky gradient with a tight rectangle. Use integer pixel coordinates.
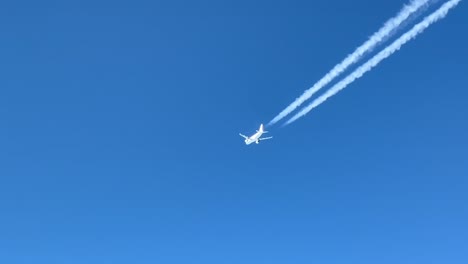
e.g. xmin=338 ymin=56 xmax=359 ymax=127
xmin=1 ymin=0 xmax=467 ymax=263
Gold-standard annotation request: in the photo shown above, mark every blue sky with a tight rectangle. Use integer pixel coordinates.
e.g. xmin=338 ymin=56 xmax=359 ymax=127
xmin=1 ymin=0 xmax=467 ymax=263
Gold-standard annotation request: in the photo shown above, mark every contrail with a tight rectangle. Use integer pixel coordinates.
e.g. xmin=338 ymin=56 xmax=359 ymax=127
xmin=268 ymin=0 xmax=434 ymax=126
xmin=284 ymin=0 xmax=461 ymax=126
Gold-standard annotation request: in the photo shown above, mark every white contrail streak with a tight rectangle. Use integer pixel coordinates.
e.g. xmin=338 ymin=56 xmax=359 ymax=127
xmin=268 ymin=0 xmax=434 ymax=126
xmin=284 ymin=0 xmax=461 ymax=126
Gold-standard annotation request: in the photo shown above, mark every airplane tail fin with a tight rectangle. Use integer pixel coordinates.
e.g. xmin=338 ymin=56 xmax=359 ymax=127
xmin=260 ymin=123 xmax=269 ymax=133
xmin=256 ymin=124 xmax=269 ymax=133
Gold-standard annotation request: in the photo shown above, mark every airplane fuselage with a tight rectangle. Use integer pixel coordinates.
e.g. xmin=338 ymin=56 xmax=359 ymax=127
xmin=244 ymin=130 xmax=263 ymax=145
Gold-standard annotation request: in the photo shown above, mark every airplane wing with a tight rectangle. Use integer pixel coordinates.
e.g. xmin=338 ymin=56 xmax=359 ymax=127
xmin=259 ymin=136 xmax=273 ymax=140
xmin=239 ymin=133 xmax=248 ymax=139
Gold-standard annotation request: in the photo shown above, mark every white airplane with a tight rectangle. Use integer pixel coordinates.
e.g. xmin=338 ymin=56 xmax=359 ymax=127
xmin=239 ymin=124 xmax=273 ymax=145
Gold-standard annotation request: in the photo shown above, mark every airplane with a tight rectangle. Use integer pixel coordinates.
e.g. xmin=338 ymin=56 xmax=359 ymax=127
xmin=239 ymin=124 xmax=273 ymax=145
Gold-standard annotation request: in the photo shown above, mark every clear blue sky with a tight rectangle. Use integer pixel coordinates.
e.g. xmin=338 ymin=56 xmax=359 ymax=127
xmin=1 ymin=0 xmax=467 ymax=263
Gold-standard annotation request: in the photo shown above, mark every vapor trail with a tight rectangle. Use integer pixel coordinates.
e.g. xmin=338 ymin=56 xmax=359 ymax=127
xmin=284 ymin=0 xmax=461 ymax=126
xmin=268 ymin=0 xmax=433 ymax=126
